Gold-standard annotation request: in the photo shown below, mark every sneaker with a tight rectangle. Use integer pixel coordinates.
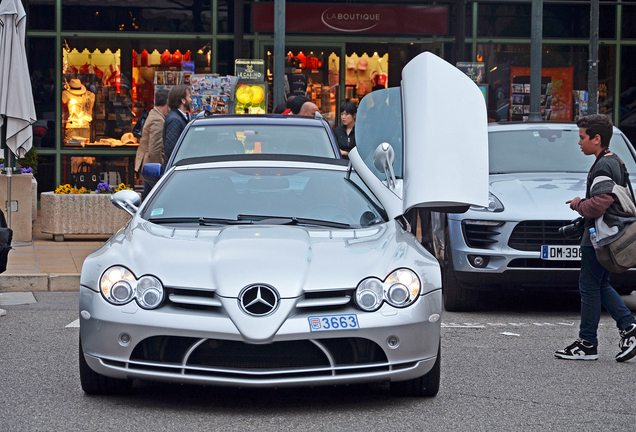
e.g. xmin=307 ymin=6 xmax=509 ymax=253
xmin=616 ymin=323 xmax=636 ymax=362
xmin=555 ymin=338 xmax=598 ymax=360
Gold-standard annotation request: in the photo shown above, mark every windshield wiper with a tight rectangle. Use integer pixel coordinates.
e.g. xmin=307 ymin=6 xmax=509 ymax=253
xmin=148 ymin=217 xmax=253 ymax=226
xmin=238 ymin=214 xmax=351 ymax=229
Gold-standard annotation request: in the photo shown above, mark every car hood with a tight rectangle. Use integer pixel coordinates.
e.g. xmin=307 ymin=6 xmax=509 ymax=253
xmin=82 ymin=220 xmax=440 ymax=299
xmin=487 ymin=172 xmax=587 ymax=220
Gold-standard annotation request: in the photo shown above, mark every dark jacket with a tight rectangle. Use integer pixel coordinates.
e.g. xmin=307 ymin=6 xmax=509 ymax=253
xmin=163 ymin=109 xmax=188 ymax=167
xmin=333 ymin=125 xmax=356 ymax=157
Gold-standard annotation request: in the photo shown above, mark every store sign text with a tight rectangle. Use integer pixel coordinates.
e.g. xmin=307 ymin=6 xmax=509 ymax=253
xmin=321 ymin=10 xmax=381 ymax=32
xmin=253 ymin=4 xmax=449 ymax=35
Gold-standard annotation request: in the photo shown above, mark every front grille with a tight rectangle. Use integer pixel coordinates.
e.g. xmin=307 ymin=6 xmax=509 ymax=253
xmin=508 ymin=220 xmax=580 ymax=252
xmin=462 ymin=221 xmax=502 ymax=249
xmin=127 ymin=336 xmax=389 ymax=379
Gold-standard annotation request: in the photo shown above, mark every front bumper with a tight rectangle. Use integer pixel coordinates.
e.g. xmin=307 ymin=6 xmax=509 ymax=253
xmin=448 ymin=218 xmax=635 ymax=290
xmin=79 ymin=286 xmax=441 ymax=388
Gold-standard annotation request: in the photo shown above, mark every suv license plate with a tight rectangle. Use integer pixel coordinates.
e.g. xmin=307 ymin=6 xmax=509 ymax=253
xmin=308 ymin=314 xmax=359 ymax=332
xmin=541 ymin=245 xmax=581 ymax=260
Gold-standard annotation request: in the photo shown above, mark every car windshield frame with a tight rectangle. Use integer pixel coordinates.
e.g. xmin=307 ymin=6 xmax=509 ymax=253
xmin=171 ymin=122 xmax=337 ymax=164
xmin=141 ymin=165 xmax=388 ymax=229
xmin=488 ymin=129 xmax=636 ymax=175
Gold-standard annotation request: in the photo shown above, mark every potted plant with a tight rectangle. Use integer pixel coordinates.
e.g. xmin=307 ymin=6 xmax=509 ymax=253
xmin=40 ymin=182 xmax=135 ymax=241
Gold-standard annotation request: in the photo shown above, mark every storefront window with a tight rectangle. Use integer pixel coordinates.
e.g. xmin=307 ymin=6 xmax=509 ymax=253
xmin=478 ymin=3 xmax=531 ymax=38
xmin=343 ymin=53 xmax=388 ymax=105
xmin=622 ymin=6 xmax=636 ymax=39
xmin=27 ymin=0 xmax=55 ymax=31
xmin=61 ymin=0 xmax=211 ymax=32
xmin=29 ymin=37 xmax=56 ymax=149
xmin=61 ymin=38 xmax=207 ymax=152
xmin=217 ymin=0 xmax=251 ymax=34
xmin=478 ymin=44 xmax=609 ymax=123
xmin=266 ymin=47 xmax=341 ymax=123
xmin=61 ymin=156 xmax=135 ymax=191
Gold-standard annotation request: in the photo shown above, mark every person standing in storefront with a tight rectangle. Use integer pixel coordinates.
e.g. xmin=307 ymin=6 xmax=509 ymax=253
xmin=333 ymin=102 xmax=357 ymax=159
xmin=163 ymin=84 xmax=192 ymax=167
xmin=135 ymin=88 xmax=169 ymax=199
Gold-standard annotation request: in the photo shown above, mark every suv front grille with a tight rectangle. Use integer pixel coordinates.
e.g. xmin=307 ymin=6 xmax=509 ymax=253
xmin=508 ymin=220 xmax=580 ymax=252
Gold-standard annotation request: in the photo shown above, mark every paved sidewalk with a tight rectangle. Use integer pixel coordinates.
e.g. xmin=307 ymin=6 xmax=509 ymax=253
xmin=0 ymin=212 xmax=109 ymax=292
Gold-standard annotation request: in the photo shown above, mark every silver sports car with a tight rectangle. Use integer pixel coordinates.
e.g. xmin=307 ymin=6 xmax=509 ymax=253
xmin=78 ymin=52 xmax=489 ymax=396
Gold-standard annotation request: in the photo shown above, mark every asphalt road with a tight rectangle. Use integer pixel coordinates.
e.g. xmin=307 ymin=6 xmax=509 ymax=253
xmin=1 ymin=291 xmax=635 ymax=431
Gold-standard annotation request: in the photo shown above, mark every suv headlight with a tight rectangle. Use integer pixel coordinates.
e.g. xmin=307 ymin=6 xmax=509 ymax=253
xmin=100 ymin=266 xmax=164 ymax=309
xmin=355 ymin=269 xmax=421 ymax=312
xmin=470 ymin=192 xmax=504 ymax=212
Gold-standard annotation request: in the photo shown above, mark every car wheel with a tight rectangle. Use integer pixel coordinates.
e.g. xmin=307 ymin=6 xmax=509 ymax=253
xmin=442 ymin=228 xmax=479 ymax=312
xmin=79 ymin=339 xmax=132 ymax=395
xmin=390 ymin=340 xmax=440 ymax=397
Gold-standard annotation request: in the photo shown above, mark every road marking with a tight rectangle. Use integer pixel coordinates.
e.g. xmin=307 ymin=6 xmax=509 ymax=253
xmin=66 ymin=319 xmax=79 ymax=328
xmin=442 ymin=321 xmax=576 ymax=329
xmin=501 ymin=332 xmax=520 ymax=336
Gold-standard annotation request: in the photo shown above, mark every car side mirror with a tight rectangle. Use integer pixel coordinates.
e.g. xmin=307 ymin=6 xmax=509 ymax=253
xmin=111 ymin=189 xmax=141 ymax=217
xmin=373 ymin=142 xmax=396 ymax=190
xmin=142 ymin=163 xmax=162 ymax=180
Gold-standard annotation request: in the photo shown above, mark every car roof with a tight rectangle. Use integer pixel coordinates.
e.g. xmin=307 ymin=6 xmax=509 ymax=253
xmin=189 ymin=113 xmax=328 ymax=127
xmin=173 ymin=153 xmax=349 ymax=168
xmin=488 ymin=121 xmax=622 ymax=133
xmin=171 ymin=155 xmax=349 ymax=172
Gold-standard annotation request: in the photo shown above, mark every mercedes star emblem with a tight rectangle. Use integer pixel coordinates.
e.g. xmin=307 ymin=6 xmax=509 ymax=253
xmin=238 ymin=284 xmax=279 ymax=316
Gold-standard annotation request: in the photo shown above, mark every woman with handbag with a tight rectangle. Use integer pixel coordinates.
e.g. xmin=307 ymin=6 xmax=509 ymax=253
xmin=556 ymin=114 xmax=636 ymax=362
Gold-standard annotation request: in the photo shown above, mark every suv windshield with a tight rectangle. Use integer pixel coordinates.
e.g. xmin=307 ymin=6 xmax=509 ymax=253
xmin=172 ymin=124 xmax=335 ymax=164
xmin=489 ymin=129 xmax=636 ymax=174
xmin=142 ymin=166 xmax=387 ymax=229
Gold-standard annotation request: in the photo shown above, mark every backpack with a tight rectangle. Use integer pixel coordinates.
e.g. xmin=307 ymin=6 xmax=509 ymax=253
xmin=132 ymin=109 xmax=150 ymax=139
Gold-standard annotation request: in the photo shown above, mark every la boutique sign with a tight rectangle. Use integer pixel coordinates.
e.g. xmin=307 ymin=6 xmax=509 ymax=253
xmin=321 ymin=9 xmax=381 ymax=33
xmin=253 ymin=4 xmax=449 ymax=35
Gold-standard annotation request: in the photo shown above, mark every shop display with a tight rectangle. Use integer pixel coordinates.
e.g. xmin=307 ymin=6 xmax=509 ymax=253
xmin=344 ymin=53 xmax=388 ymax=104
xmin=190 ymin=75 xmax=236 ymax=114
xmin=234 ymin=82 xmax=267 ymax=114
xmin=510 ymin=66 xmax=574 ymax=122
xmin=62 ymin=48 xmax=135 ymax=147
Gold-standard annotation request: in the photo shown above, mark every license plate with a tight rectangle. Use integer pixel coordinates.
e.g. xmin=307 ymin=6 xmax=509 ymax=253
xmin=308 ymin=314 xmax=359 ymax=332
xmin=541 ymin=245 xmax=581 ymax=260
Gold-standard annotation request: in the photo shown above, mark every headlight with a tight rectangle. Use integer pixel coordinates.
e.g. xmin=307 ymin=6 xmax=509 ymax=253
xmin=99 ymin=266 xmax=164 ymax=309
xmin=470 ymin=192 xmax=504 ymax=212
xmin=354 ymin=269 xmax=421 ymax=311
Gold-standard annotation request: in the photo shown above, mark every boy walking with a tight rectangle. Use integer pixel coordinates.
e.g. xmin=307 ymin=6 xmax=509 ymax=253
xmin=555 ymin=114 xmax=636 ymax=362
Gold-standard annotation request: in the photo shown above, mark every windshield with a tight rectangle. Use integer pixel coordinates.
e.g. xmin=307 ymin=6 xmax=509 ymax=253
xmin=142 ymin=166 xmax=387 ymax=229
xmin=489 ymin=129 xmax=636 ymax=174
xmin=172 ymin=124 xmax=335 ymax=164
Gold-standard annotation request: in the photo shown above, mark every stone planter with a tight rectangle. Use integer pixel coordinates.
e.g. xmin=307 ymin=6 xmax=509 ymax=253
xmin=40 ymin=192 xmax=132 ymax=241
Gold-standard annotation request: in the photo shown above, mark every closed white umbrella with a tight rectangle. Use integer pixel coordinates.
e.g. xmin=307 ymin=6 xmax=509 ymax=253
xmin=0 ymin=0 xmax=36 ymax=158
xmin=0 ymin=0 xmax=37 ymax=232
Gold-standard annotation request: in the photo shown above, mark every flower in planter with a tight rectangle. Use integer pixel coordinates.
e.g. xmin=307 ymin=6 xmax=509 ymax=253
xmin=0 ymin=164 xmax=33 ymax=174
xmin=94 ymin=183 xmax=132 ymax=194
xmin=54 ymin=184 xmax=91 ymax=194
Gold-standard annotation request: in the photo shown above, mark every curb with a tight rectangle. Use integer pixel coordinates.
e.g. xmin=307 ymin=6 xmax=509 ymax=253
xmin=0 ymin=274 xmax=80 ymax=292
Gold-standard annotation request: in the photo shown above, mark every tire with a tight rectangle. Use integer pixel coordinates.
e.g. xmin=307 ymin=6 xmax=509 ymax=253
xmin=391 ymin=341 xmax=441 ymax=397
xmin=79 ymin=339 xmax=132 ymax=395
xmin=442 ymin=228 xmax=480 ymax=312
